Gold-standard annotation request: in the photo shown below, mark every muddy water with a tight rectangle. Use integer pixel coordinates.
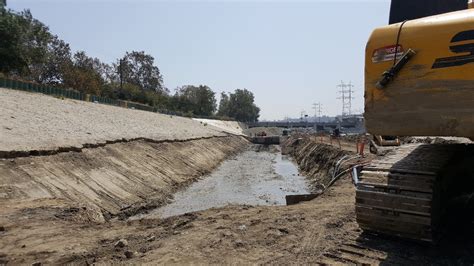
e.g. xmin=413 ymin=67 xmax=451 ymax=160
xmin=142 ymin=145 xmax=310 ymax=219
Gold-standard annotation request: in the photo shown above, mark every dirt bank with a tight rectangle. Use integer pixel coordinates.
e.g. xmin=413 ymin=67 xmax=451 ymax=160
xmin=0 ymin=88 xmax=228 ymax=154
xmin=282 ymin=135 xmax=370 ymax=192
xmin=1 ymin=136 xmax=248 ymax=220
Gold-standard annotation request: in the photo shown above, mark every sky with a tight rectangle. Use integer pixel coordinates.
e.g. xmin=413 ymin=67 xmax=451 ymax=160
xmin=8 ymin=0 xmax=391 ymax=121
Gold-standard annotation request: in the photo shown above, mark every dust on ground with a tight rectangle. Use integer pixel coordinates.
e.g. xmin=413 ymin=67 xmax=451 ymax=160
xmin=3 ymin=176 xmax=473 ymax=265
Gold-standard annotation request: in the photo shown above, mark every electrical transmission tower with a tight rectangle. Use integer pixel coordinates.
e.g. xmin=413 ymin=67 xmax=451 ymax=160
xmin=337 ymin=81 xmax=354 ymax=117
xmin=312 ymin=102 xmax=323 ymax=123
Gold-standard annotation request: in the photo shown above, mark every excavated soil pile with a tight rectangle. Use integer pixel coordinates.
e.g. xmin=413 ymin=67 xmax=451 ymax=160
xmin=282 ymin=135 xmax=351 ymax=190
xmin=400 ymin=136 xmax=472 ymax=144
xmin=244 ymin=127 xmax=283 ymax=136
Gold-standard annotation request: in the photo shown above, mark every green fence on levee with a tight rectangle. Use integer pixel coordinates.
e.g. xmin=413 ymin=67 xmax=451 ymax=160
xmin=0 ymin=77 xmax=86 ymax=101
xmin=0 ymin=77 xmax=227 ymax=120
xmin=0 ymin=77 xmax=158 ymax=113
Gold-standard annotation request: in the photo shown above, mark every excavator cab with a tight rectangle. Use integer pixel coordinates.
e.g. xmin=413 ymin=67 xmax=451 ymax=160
xmin=389 ymin=0 xmax=467 ymax=24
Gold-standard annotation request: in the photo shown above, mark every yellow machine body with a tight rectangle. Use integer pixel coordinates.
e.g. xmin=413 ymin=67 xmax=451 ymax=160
xmin=365 ymin=9 xmax=474 ymax=139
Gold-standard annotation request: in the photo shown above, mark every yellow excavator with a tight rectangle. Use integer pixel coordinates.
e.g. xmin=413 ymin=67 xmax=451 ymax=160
xmin=357 ymin=0 xmax=474 ymax=242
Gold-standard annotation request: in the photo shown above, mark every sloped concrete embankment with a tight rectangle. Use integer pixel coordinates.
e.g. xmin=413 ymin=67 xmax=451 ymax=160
xmin=193 ymin=118 xmax=247 ymax=136
xmin=0 ymin=136 xmax=249 ymax=221
xmin=0 ymin=87 xmax=229 ymax=153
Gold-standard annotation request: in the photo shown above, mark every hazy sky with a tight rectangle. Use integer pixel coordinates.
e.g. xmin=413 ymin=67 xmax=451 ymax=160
xmin=8 ymin=0 xmax=391 ymax=120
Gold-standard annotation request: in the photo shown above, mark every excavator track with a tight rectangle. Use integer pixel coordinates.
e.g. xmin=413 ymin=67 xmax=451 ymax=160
xmin=356 ymin=144 xmax=459 ymax=242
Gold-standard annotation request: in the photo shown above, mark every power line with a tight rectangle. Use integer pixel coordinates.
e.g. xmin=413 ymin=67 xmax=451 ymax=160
xmin=337 ymin=81 xmax=354 ymax=117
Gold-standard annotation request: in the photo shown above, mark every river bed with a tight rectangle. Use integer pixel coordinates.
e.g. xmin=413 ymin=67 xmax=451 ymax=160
xmin=140 ymin=145 xmax=310 ymax=219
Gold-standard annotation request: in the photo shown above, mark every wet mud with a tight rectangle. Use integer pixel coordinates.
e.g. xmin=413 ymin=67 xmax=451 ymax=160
xmin=141 ymin=145 xmax=310 ymax=219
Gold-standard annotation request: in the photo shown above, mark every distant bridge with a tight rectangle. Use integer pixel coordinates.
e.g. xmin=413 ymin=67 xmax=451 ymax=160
xmin=247 ymin=121 xmax=358 ymax=130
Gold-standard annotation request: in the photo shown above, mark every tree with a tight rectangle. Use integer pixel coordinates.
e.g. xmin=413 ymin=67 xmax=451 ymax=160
xmin=118 ymin=51 xmax=166 ymax=93
xmin=98 ymin=62 xmax=117 ymax=84
xmin=171 ymin=85 xmax=217 ymax=116
xmin=1 ymin=8 xmax=234 ymax=115
xmin=15 ymin=10 xmax=52 ymax=79
xmin=62 ymin=67 xmax=101 ymax=95
xmin=32 ymin=35 xmax=72 ymax=84
xmin=0 ymin=11 xmax=27 ymax=75
xmin=0 ymin=9 xmax=51 ymax=78
xmin=218 ymin=89 xmax=260 ymax=122
xmin=62 ymin=51 xmax=104 ymax=95
xmin=217 ymin=92 xmax=230 ymax=117
xmin=73 ymin=51 xmax=96 ymax=70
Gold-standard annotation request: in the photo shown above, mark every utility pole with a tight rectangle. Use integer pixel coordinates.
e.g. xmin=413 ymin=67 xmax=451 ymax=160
xmin=312 ymin=102 xmax=323 ymax=123
xmin=300 ymin=110 xmax=308 ymax=128
xmin=300 ymin=110 xmax=308 ymax=121
xmin=337 ymin=81 xmax=354 ymax=118
xmin=119 ymin=59 xmax=124 ymax=91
